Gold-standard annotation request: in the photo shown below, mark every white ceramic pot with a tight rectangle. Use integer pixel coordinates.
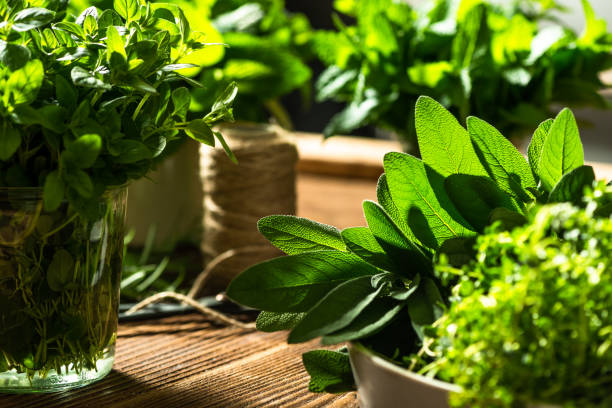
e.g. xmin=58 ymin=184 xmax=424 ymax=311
xmin=348 ymin=342 xmax=560 ymax=408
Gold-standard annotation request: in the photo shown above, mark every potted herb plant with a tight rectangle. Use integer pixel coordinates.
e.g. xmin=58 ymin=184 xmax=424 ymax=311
xmin=226 ymin=96 xmax=611 ymax=407
xmin=0 ymin=0 xmax=235 ymax=393
xmin=312 ymin=0 xmax=612 ymax=149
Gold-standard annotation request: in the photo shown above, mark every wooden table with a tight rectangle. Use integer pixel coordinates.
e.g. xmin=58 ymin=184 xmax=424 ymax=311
xmin=0 ymin=314 xmax=359 ymax=408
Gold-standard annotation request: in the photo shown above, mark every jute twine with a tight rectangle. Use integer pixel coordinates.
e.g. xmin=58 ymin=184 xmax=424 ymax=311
xmin=125 ymin=123 xmax=299 ymax=329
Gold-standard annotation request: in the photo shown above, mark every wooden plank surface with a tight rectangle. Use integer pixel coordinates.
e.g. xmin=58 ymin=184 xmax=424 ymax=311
xmin=0 ymin=314 xmax=358 ymax=408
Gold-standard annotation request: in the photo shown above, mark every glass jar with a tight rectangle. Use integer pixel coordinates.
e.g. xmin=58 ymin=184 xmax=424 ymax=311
xmin=0 ymin=186 xmax=127 ymax=393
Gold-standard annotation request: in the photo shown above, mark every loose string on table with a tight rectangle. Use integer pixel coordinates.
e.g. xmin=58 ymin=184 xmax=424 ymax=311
xmin=124 ymin=123 xmax=299 ymax=330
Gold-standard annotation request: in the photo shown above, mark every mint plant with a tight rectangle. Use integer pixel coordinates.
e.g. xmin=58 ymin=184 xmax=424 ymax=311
xmin=227 ymin=95 xmax=599 ymax=393
xmin=0 ymin=0 xmax=236 ymax=388
xmin=313 ymin=0 xmax=612 ymax=144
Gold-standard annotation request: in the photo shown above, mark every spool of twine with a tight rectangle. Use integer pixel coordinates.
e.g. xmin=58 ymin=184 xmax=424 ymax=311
xmin=195 ymin=122 xmax=299 ymax=295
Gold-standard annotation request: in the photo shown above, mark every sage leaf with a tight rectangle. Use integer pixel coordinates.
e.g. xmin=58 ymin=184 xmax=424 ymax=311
xmin=537 ymin=109 xmax=584 ymax=191
xmin=288 ymin=275 xmax=383 ymax=343
xmin=435 ymin=237 xmax=477 ymax=268
xmin=415 ymin=96 xmax=486 ymax=177
xmin=258 ymin=215 xmax=346 ymax=255
xmin=376 ymin=174 xmax=416 ymax=244
xmin=341 ymin=227 xmax=395 ymax=271
xmin=384 ymin=152 xmax=475 ymax=250
xmin=468 ymin=116 xmax=536 ymax=202
xmin=407 ymin=278 xmax=444 ymax=325
xmin=528 ymin=118 xmax=553 ymax=180
xmin=255 ymin=311 xmax=306 ymax=332
xmin=321 ymin=299 xmax=403 ymax=345
xmin=444 ymin=174 xmax=521 ymax=232
xmin=302 ymin=349 xmax=355 ymax=393
xmin=226 ymin=251 xmax=377 ymax=313
xmin=47 ymin=249 xmax=74 ymax=292
xmin=43 ymin=171 xmax=64 ymax=212
xmin=0 ymin=124 xmax=21 ymax=160
xmin=548 ymin=165 xmax=595 ymax=204
xmin=488 ymin=208 xmax=527 ymax=231
xmin=362 ymin=200 xmax=429 ymax=276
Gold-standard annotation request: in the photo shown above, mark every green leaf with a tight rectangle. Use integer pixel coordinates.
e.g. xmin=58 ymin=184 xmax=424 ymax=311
xmin=0 ymin=124 xmax=21 ymax=160
xmin=468 ymin=116 xmax=536 ymax=202
xmin=171 ymin=87 xmax=190 ymax=120
xmin=415 ymin=96 xmax=486 ymax=178
xmin=114 ymin=139 xmax=152 ymax=163
xmin=226 ymin=251 xmax=378 ymax=313
xmin=488 ymin=208 xmax=527 ymax=231
xmin=106 ymin=26 xmax=127 ymax=61
xmin=528 ymin=119 xmax=553 ymax=179
xmin=537 ymin=109 xmax=584 ymax=192
xmin=408 ymin=61 xmax=453 ymax=88
xmin=288 ymin=275 xmax=382 ymax=343
xmin=98 ymin=9 xmax=123 ymax=31
xmin=362 ymin=200 xmax=429 ymax=276
xmin=302 ymin=350 xmax=355 ymax=393
xmin=321 ymin=299 xmax=403 ymax=345
xmin=255 ymin=311 xmax=306 ymax=332
xmin=407 ymin=277 xmax=444 ymax=326
xmin=71 ymin=66 xmax=111 ymax=90
xmin=64 ymin=134 xmax=102 ymax=169
xmin=258 ymin=215 xmax=346 ymax=255
xmin=12 ymin=7 xmax=54 ymax=32
xmin=214 ymin=131 xmax=238 ymax=164
xmin=0 ymin=41 xmax=30 ymax=70
xmin=376 ymin=174 xmax=416 ymax=243
xmin=435 ymin=237 xmax=477 ymax=268
xmin=548 ymin=165 xmax=595 ymax=204
xmin=445 ymin=174 xmax=520 ymax=232
xmin=384 ymin=152 xmax=475 ymax=250
xmin=185 ymin=119 xmax=214 ymax=146
xmin=7 ymin=60 xmax=44 ymax=105
xmin=53 ymin=22 xmax=85 ymax=39
xmin=114 ymin=0 xmax=139 ymax=22
xmin=64 ymin=169 xmax=93 ymax=198
xmin=55 ymin=74 xmax=77 ymax=110
xmin=46 ymin=249 xmax=74 ymax=292
xmin=43 ymin=171 xmax=64 ymax=212
xmin=341 ymin=227 xmax=395 ymax=271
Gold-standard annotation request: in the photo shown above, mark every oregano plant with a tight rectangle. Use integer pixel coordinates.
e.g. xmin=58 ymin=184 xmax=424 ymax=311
xmin=0 ymin=0 xmax=237 ymax=219
xmin=227 ymin=95 xmax=600 ymax=394
xmin=0 ymin=0 xmax=237 ymax=390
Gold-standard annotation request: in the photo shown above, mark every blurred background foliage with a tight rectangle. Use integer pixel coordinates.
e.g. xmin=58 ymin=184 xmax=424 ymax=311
xmin=313 ymin=0 xmax=612 ymax=146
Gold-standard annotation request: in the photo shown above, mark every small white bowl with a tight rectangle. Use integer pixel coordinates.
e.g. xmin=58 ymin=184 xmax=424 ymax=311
xmin=348 ymin=342 xmax=559 ymax=408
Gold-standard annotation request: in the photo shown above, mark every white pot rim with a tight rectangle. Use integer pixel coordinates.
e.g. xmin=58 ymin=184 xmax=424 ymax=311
xmin=348 ymin=341 xmax=461 ymax=393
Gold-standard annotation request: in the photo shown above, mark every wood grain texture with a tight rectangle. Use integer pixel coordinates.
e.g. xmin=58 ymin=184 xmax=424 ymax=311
xmin=0 ymin=314 xmax=358 ymax=408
